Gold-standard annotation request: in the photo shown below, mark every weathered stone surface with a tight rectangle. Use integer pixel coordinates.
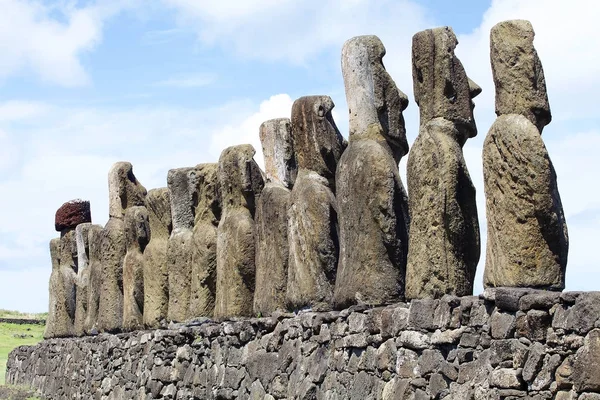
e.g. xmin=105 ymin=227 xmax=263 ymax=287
xmin=490 ymin=20 xmax=551 ymax=132
xmin=254 ymin=182 xmax=290 ymax=316
xmin=406 ymin=26 xmax=481 ymax=299
xmin=167 ymin=167 xmax=199 ymax=322
xmin=483 ymin=20 xmax=568 ymax=290
xmin=574 ymin=329 xmax=600 ymax=392
xmin=55 ymin=200 xmax=91 ymax=232
xmin=108 ymin=162 xmax=147 ymax=219
xmin=97 ymin=217 xmax=126 ymax=333
xmin=412 ymin=26 xmax=481 ymax=140
xmin=74 ymin=223 xmax=97 ymax=337
xmin=143 ymin=188 xmax=172 ymax=328
xmin=44 ymin=233 xmax=78 ymax=339
xmin=190 ymin=164 xmax=220 ymax=319
xmin=290 ymin=95 xmax=346 ymax=188
xmin=287 ymin=170 xmax=338 ymax=311
xmin=482 ymin=114 xmax=568 ymax=290
xmin=97 ymin=162 xmax=146 ymax=333
xmin=83 ymin=224 xmax=103 ymax=334
xmin=406 ymin=119 xmax=480 ymax=299
xmin=17 ymin=290 xmax=600 ymax=399
xmin=259 ymin=118 xmax=297 ymax=188
xmin=215 ymin=145 xmax=264 ymax=318
xmin=334 ymin=35 xmax=410 ymax=309
xmin=287 ymin=96 xmax=344 ymax=312
xmin=123 ymin=206 xmax=150 ymax=331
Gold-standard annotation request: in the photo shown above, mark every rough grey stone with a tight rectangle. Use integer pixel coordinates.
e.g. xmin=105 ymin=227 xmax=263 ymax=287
xmin=489 ymin=368 xmax=523 ymax=389
xmin=83 ymin=224 xmax=103 ymax=334
xmin=334 ymin=35 xmax=409 ymax=308
xmin=190 ymin=164 xmax=220 ymax=319
xmin=45 ymin=233 xmax=77 ymax=339
xmin=167 ymin=167 xmax=200 ymax=322
xmin=483 ymin=20 xmax=568 ymax=290
xmin=143 ymin=188 xmax=172 ymax=328
xmin=574 ymin=329 xmax=600 ymax=392
xmin=122 ymin=206 xmax=150 ymax=331
xmin=259 ymin=118 xmax=296 ymax=188
xmin=490 ymin=310 xmax=516 ymax=339
xmin=287 ymin=96 xmax=344 ymax=311
xmin=406 ymin=26 xmax=481 ymax=299
xmin=215 ymin=145 xmax=264 ymax=318
xmin=74 ymin=222 xmax=95 ymax=337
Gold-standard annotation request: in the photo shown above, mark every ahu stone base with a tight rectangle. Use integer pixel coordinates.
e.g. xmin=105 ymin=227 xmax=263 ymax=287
xmin=7 ymin=289 xmax=600 ymax=400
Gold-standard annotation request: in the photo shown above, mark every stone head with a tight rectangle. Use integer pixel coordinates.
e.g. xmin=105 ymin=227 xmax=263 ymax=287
xmin=167 ymin=167 xmax=199 ymax=232
xmin=412 ymin=27 xmax=481 ymax=143
xmin=342 ymin=35 xmax=409 ymax=161
xmin=50 ymin=238 xmax=61 ymax=271
xmin=194 ymin=163 xmax=221 ymax=226
xmin=259 ymin=118 xmax=297 ymax=188
xmin=124 ymin=206 xmax=150 ymax=251
xmin=145 ymin=188 xmax=172 ymax=240
xmin=490 ymin=20 xmax=551 ymax=132
xmin=290 ymin=95 xmax=346 ymax=183
xmin=218 ymin=144 xmax=265 ymax=211
xmin=59 ymin=230 xmax=78 ymax=271
xmin=108 ymin=162 xmax=147 ymax=219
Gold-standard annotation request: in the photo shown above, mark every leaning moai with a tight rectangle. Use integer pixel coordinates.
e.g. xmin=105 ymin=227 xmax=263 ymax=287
xmin=143 ymin=188 xmax=172 ymax=328
xmin=167 ymin=167 xmax=199 ymax=322
xmin=83 ymin=224 xmax=103 ymax=334
xmin=46 ymin=200 xmax=90 ymax=338
xmin=483 ymin=20 xmax=568 ymax=289
xmin=214 ymin=144 xmax=264 ymax=319
xmin=406 ymin=27 xmax=481 ymax=299
xmin=287 ymin=96 xmax=346 ymax=311
xmin=190 ymin=164 xmax=221 ymax=319
xmin=122 ymin=206 xmax=150 ymax=331
xmin=74 ymin=222 xmax=100 ymax=336
xmin=254 ymin=118 xmax=296 ymax=316
xmin=97 ymin=162 xmax=147 ymax=333
xmin=333 ymin=35 xmax=410 ymax=309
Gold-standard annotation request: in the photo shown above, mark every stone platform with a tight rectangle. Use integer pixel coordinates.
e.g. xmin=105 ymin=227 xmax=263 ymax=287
xmin=7 ymin=289 xmax=600 ymax=399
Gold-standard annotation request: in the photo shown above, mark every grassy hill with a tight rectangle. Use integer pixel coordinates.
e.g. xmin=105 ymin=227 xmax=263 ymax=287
xmin=0 ymin=310 xmax=46 ymax=386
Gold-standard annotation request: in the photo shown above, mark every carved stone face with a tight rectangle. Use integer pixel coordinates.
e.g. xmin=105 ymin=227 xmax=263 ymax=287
xmin=218 ymin=144 xmax=264 ymax=211
xmin=124 ymin=206 xmax=150 ymax=251
xmin=291 ymin=95 xmax=346 ymax=183
xmin=490 ymin=20 xmax=551 ymax=132
xmin=342 ymin=35 xmax=409 ymax=160
xmin=412 ymin=27 xmax=481 ymax=143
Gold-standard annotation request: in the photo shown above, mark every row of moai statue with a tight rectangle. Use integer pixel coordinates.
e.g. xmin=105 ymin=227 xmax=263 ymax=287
xmin=45 ymin=20 xmax=568 ymax=338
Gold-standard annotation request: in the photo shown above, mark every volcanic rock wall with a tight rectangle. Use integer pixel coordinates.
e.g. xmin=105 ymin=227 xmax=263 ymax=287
xmin=8 ymin=289 xmax=600 ymax=400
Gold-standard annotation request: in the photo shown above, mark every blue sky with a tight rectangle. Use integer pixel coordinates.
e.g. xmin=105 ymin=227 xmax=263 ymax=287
xmin=0 ymin=0 xmax=598 ymax=312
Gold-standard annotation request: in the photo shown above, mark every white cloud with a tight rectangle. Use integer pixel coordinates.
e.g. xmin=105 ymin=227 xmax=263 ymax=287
xmin=0 ymin=0 xmax=129 ymax=86
xmin=209 ymin=94 xmax=294 ymax=168
xmin=161 ymin=0 xmax=433 ymax=68
xmin=154 ymin=73 xmax=216 ymax=88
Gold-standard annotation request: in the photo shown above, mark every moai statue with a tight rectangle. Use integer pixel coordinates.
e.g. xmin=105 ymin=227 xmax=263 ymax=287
xmin=167 ymin=167 xmax=199 ymax=322
xmin=483 ymin=20 xmax=568 ymax=290
xmin=143 ymin=188 xmax=172 ymax=328
xmin=97 ymin=162 xmax=147 ymax=333
xmin=190 ymin=164 xmax=221 ymax=318
xmin=333 ymin=35 xmax=410 ymax=309
xmin=287 ymin=96 xmax=346 ymax=311
xmin=214 ymin=144 xmax=264 ymax=319
xmin=74 ymin=222 xmax=100 ymax=336
xmin=406 ymin=27 xmax=482 ymax=299
xmin=254 ymin=118 xmax=297 ymax=316
xmin=84 ymin=224 xmax=103 ymax=334
xmin=46 ymin=200 xmax=91 ymax=338
xmin=123 ymin=206 xmax=150 ymax=331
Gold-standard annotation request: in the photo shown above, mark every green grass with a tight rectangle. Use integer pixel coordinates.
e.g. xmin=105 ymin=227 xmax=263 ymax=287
xmin=0 ymin=310 xmax=47 ymax=321
xmin=0 ymin=322 xmax=45 ymax=385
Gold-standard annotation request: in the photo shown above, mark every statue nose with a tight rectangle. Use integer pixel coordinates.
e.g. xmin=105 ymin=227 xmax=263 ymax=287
xmin=468 ymin=78 xmax=482 ymax=98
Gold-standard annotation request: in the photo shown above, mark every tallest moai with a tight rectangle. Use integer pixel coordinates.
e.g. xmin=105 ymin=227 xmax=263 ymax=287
xmin=483 ymin=20 xmax=568 ymax=290
xmin=333 ymin=35 xmax=410 ymax=308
